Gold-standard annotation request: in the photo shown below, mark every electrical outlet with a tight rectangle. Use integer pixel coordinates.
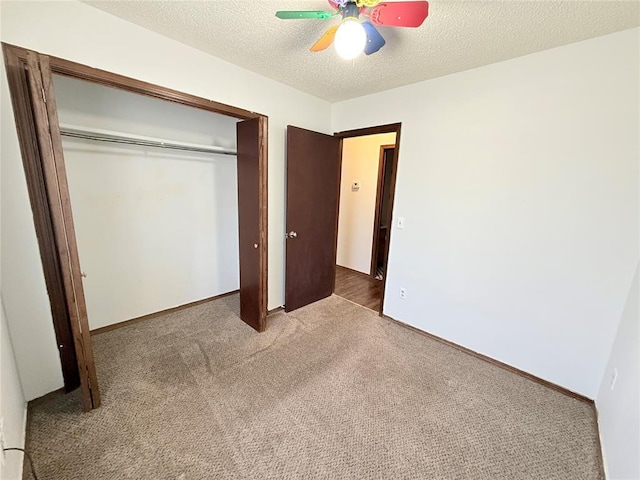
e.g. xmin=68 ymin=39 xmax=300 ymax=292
xmin=399 ymin=288 xmax=406 ymax=299
xmin=610 ymin=368 xmax=618 ymax=391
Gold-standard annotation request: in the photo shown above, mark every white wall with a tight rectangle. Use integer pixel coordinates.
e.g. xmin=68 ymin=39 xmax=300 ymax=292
xmin=0 ymin=298 xmax=27 ymax=480
xmin=55 ymin=75 xmax=239 ymax=330
xmin=332 ymin=28 xmax=640 ymax=399
xmin=596 ymin=265 xmax=639 ymax=480
xmin=337 ymin=133 xmax=396 ymax=273
xmin=0 ymin=0 xmax=331 ymax=400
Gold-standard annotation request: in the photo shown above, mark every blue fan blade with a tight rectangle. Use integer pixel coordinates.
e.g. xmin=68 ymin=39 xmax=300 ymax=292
xmin=362 ymin=21 xmax=386 ymax=55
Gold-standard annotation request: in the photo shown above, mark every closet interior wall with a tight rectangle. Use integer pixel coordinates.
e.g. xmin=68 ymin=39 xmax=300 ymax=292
xmin=54 ymin=75 xmax=240 ymax=331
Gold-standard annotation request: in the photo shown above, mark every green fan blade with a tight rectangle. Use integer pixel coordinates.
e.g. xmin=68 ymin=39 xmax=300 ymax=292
xmin=275 ymin=10 xmax=334 ymax=19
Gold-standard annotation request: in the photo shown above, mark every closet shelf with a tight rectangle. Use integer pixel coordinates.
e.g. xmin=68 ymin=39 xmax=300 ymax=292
xmin=58 ymin=123 xmax=237 ymax=156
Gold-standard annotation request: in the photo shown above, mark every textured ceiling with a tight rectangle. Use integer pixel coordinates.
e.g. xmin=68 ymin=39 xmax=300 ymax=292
xmin=84 ymin=0 xmax=640 ymax=102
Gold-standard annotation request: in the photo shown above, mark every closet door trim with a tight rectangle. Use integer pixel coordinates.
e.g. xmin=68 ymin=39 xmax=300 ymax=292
xmin=24 ymin=51 xmax=101 ymax=411
xmin=45 ymin=49 xmax=261 ymax=120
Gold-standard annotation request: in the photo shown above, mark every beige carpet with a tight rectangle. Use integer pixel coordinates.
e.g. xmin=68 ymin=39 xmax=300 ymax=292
xmin=25 ymin=294 xmax=602 ymax=479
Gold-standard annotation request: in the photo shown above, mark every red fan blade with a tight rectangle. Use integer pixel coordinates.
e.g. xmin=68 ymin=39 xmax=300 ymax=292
xmin=370 ymin=1 xmax=429 ymax=28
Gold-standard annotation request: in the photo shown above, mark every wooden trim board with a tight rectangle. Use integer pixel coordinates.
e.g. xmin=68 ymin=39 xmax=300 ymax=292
xmin=335 ymin=123 xmax=402 ymax=139
xmin=257 ymin=116 xmax=269 ymax=330
xmin=90 ymin=290 xmax=240 ymax=336
xmin=382 ymin=314 xmax=595 ymax=405
xmin=267 ymin=306 xmax=284 ymax=315
xmin=3 ymin=43 xmax=262 ymax=121
xmin=24 ymin=51 xmax=100 ymax=411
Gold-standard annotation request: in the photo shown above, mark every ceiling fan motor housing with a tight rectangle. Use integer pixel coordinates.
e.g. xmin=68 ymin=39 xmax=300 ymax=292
xmin=341 ymin=1 xmax=361 ymax=20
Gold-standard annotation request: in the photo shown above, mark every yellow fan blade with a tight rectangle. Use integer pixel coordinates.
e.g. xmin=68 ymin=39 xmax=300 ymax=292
xmin=310 ymin=25 xmax=338 ymax=52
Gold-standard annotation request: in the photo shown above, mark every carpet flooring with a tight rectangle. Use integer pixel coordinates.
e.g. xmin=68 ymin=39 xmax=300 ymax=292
xmin=25 ymin=294 xmax=602 ymax=479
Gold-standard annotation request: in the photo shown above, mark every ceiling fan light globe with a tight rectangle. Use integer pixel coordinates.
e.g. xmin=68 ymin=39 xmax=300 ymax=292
xmin=334 ymin=19 xmax=366 ymax=60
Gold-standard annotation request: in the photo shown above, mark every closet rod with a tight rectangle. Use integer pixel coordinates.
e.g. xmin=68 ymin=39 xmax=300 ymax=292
xmin=58 ymin=124 xmax=237 ymax=156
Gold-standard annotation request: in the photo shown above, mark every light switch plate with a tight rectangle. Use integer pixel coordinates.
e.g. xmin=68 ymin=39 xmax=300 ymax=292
xmin=397 ymin=217 xmax=405 ymax=229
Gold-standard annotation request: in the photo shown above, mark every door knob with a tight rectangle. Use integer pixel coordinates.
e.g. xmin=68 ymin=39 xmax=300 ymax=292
xmin=285 ymin=231 xmax=298 ymax=239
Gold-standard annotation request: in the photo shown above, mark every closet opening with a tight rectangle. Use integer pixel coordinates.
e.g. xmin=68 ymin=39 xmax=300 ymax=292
xmin=54 ymin=74 xmax=244 ymax=335
xmin=3 ymin=43 xmax=268 ymax=412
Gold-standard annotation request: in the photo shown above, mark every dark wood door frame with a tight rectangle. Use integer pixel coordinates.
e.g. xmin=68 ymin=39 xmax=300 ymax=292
xmin=2 ymin=43 xmax=269 ymax=409
xmin=26 ymin=51 xmax=103 ymax=411
xmin=334 ymin=123 xmax=402 ymax=315
xmin=370 ymin=144 xmax=396 ymax=278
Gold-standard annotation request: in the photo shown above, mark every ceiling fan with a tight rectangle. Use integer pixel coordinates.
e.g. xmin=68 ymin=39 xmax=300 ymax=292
xmin=275 ymin=1 xmax=429 ymax=60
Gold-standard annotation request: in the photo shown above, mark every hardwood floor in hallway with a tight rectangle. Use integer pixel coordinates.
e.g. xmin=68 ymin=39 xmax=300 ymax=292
xmin=334 ymin=265 xmax=383 ymax=312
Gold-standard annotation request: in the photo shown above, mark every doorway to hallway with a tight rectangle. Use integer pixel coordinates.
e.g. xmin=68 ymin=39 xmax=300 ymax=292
xmin=282 ymin=123 xmax=400 ymax=316
xmin=334 ymin=129 xmax=400 ymax=313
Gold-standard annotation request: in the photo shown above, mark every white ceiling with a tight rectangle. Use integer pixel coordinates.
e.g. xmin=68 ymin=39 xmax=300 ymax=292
xmin=84 ymin=0 xmax=640 ymax=102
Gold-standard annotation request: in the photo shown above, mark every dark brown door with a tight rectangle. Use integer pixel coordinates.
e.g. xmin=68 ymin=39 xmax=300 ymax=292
xmin=24 ymin=52 xmax=101 ymax=411
xmin=236 ymin=117 xmax=267 ymax=331
xmin=285 ymin=126 xmax=340 ymax=312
